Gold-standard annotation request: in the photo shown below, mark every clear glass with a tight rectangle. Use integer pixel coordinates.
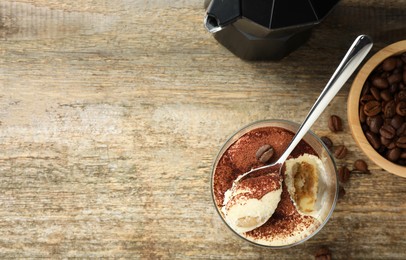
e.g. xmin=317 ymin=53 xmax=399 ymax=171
xmin=211 ymin=119 xmax=338 ymax=248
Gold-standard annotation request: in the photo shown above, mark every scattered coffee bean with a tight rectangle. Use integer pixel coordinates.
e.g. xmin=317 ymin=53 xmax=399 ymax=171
xmin=353 ymin=159 xmax=370 ymax=174
xmin=334 ymin=145 xmax=348 ymax=159
xmin=338 ymin=166 xmax=351 ymax=183
xmin=315 ymin=247 xmax=331 ymax=260
xmin=320 ymin=136 xmax=333 ymax=150
xmin=255 ymin=144 xmax=274 ymax=163
xmin=328 ymin=115 xmax=343 ymax=132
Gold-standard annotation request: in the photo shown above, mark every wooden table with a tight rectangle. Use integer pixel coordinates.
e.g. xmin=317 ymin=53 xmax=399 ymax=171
xmin=0 ymin=0 xmax=405 ymax=258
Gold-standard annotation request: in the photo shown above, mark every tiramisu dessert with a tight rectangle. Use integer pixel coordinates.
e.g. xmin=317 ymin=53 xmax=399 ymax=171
xmin=213 ymin=124 xmax=330 ymax=246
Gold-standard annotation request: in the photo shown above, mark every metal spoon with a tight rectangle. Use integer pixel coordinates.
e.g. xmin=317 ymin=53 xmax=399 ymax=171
xmin=235 ymin=35 xmax=373 ymax=183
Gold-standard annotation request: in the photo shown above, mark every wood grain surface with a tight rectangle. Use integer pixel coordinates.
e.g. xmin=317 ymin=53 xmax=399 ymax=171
xmin=0 ymin=0 xmax=405 ymax=259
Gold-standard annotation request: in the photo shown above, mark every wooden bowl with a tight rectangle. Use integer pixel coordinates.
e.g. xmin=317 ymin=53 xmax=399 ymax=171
xmin=348 ymin=40 xmax=406 ymax=178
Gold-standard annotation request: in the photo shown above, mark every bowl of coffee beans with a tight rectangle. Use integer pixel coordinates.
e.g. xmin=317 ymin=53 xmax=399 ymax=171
xmin=348 ymin=40 xmax=406 ymax=177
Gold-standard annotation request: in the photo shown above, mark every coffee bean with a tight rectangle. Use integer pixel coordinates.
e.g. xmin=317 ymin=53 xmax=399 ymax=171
xmin=365 ymin=131 xmax=381 ymax=149
xmin=397 ymin=122 xmax=406 ymax=136
xmin=315 ymin=247 xmax=331 ymax=260
xmin=396 ymin=136 xmax=406 ymax=148
xmin=328 ymin=115 xmax=343 ymax=132
xmin=380 ymin=89 xmax=392 ymax=101
xmin=386 ymin=148 xmax=401 ymax=162
xmin=338 ymin=166 xmax=351 ymax=183
xmin=334 ymin=145 xmax=348 ymax=159
xmin=320 ymin=136 xmax=333 ymax=150
xmin=256 ymin=144 xmax=274 ymax=163
xmin=401 ymin=151 xmax=406 ymax=159
xmin=382 ymin=57 xmax=398 ymax=71
xmin=370 ymin=87 xmax=381 ymax=100
xmin=364 ymin=101 xmax=381 ymax=116
xmin=367 ymin=115 xmax=383 ymax=134
xmin=380 ymin=125 xmax=396 ymax=139
xmin=372 ymin=76 xmax=389 ymax=89
xmin=360 ymin=94 xmax=375 ymax=104
xmin=387 ymin=141 xmax=397 ymax=150
xmin=384 ymin=100 xmax=396 ymax=118
xmin=381 ymin=136 xmax=392 ymax=147
xmin=396 ymin=101 xmax=406 ymax=116
xmin=353 ymin=159 xmax=369 ymax=173
xmin=388 ymin=73 xmax=402 ymax=85
xmin=391 ymin=115 xmax=404 ymax=129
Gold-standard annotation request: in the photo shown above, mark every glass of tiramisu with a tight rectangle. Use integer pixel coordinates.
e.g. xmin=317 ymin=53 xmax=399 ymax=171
xmin=211 ymin=119 xmax=338 ymax=248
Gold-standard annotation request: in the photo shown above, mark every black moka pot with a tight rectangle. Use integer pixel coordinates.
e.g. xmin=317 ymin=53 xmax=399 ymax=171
xmin=204 ymin=0 xmax=340 ymax=60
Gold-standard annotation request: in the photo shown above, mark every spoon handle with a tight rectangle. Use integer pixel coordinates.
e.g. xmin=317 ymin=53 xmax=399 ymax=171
xmin=277 ymin=35 xmax=373 ymax=164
